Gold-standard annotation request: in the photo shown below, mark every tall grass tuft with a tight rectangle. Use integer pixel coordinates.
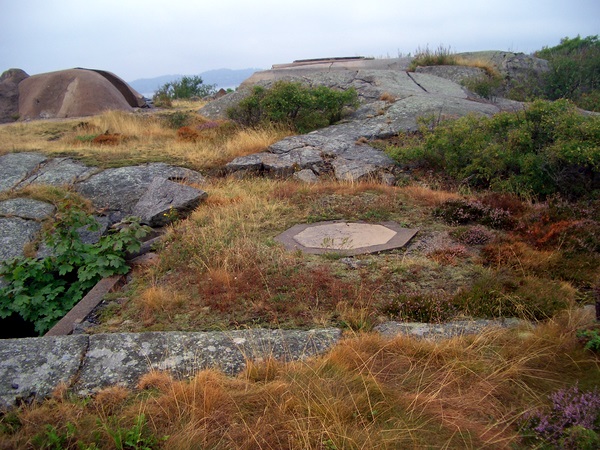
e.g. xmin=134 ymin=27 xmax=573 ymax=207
xmin=3 ymin=307 xmax=598 ymax=448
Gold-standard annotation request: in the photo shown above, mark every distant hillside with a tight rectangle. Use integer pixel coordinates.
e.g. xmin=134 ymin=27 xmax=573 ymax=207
xmin=129 ymin=68 xmax=262 ymax=95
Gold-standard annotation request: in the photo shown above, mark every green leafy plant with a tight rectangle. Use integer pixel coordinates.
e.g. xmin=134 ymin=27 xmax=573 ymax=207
xmin=32 ymin=423 xmax=77 ymax=449
xmin=0 ymin=201 xmax=149 ymax=334
xmin=102 ymin=414 xmax=166 ymax=450
xmin=227 ymin=81 xmax=359 ymax=133
xmin=577 ymin=329 xmax=600 ymax=352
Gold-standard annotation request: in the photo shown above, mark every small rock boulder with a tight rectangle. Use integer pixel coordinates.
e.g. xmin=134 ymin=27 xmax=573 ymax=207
xmin=132 ymin=177 xmax=208 ymax=227
xmin=0 ymin=68 xmax=29 ymax=123
xmin=18 ymin=68 xmax=146 ymax=120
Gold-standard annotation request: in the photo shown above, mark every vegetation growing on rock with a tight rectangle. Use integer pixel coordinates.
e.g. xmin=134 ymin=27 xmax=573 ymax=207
xmin=1 ymin=36 xmax=599 ymax=449
xmin=227 ymin=81 xmax=359 ymax=133
xmin=385 ymin=99 xmax=600 ymax=199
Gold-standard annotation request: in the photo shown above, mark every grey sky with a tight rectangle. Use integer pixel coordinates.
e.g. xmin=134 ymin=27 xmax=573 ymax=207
xmin=1 ymin=0 xmax=598 ymax=82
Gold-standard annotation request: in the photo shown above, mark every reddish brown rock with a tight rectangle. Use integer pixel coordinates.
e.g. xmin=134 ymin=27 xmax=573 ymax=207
xmin=0 ymin=68 xmax=29 ymax=123
xmin=18 ymin=68 xmax=146 ymax=120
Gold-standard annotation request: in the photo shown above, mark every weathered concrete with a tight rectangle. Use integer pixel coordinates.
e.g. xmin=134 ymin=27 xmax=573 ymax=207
xmin=275 ymin=221 xmax=418 ymax=255
xmin=0 ymin=335 xmax=89 ymax=408
xmin=0 ymin=328 xmax=342 ymax=407
xmin=45 ymin=276 xmax=124 ymax=337
xmin=374 ymin=319 xmax=528 ymax=340
xmin=0 ymin=316 xmax=539 ymax=409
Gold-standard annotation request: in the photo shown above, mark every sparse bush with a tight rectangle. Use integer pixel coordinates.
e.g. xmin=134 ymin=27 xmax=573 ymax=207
xmin=227 ymin=81 xmax=359 ymax=133
xmin=176 ymin=126 xmax=199 ymax=142
xmin=382 ymin=292 xmax=457 ymax=322
xmin=153 ymin=75 xmax=216 ymax=104
xmin=453 ymin=270 xmax=574 ymax=320
xmin=577 ymin=328 xmax=600 ymax=352
xmin=91 ymin=133 xmax=122 ymax=146
xmin=462 ymin=73 xmax=503 ymax=100
xmin=161 ymin=111 xmax=192 ymax=129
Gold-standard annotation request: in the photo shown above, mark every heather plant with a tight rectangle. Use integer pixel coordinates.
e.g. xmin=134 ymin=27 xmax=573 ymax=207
xmin=433 ymin=198 xmax=514 ymax=229
xmin=520 ymin=385 xmax=600 ymax=449
xmin=227 ymin=81 xmax=359 ymax=133
xmin=451 ymin=225 xmax=495 ymax=245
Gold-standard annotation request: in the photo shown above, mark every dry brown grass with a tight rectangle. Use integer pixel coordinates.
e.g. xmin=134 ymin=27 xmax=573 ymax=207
xmin=454 ymin=56 xmax=502 ymax=78
xmin=0 ymin=109 xmax=290 ymax=171
xmin=134 ymin=285 xmax=185 ymax=323
xmin=3 ymin=307 xmax=598 ymax=449
xmin=399 ymin=184 xmax=462 ymax=207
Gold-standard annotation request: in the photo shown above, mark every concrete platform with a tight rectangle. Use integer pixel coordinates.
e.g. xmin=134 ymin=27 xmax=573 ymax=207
xmin=275 ymin=221 xmax=418 ymax=256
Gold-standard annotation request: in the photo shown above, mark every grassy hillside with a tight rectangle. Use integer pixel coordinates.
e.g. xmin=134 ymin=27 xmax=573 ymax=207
xmin=0 ymin=82 xmax=599 ymax=447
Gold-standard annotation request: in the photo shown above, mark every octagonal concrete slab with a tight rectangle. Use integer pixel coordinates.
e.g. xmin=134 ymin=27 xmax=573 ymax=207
xmin=275 ymin=221 xmax=418 ymax=256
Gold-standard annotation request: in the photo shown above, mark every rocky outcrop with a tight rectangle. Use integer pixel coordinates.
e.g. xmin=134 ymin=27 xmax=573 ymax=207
xmin=0 ymin=152 xmax=207 ymax=263
xmin=0 ymin=328 xmax=342 ymax=407
xmin=16 ymin=68 xmax=147 ymax=121
xmin=201 ymin=59 xmax=523 ymax=182
xmin=0 ymin=69 xmax=29 ymax=123
xmin=0 ymin=316 xmax=534 ymax=408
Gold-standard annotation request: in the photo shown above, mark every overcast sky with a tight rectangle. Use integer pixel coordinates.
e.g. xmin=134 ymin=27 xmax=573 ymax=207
xmin=1 ymin=0 xmax=598 ymax=82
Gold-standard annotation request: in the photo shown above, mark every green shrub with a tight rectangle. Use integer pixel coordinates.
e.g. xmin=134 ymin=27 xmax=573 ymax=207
xmin=453 ymin=270 xmax=573 ymax=320
xmin=227 ymin=81 xmax=359 ymax=133
xmin=161 ymin=111 xmax=192 ymax=129
xmin=0 ymin=202 xmax=149 ymax=334
xmin=387 ymin=99 xmax=600 ymax=199
xmin=535 ymin=35 xmax=600 ymax=111
xmin=152 ymin=75 xmax=216 ymax=104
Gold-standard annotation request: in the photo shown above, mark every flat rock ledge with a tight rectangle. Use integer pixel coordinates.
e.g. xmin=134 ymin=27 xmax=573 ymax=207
xmin=0 ymin=328 xmax=341 ymax=408
xmin=0 ymin=318 xmax=530 ymax=409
